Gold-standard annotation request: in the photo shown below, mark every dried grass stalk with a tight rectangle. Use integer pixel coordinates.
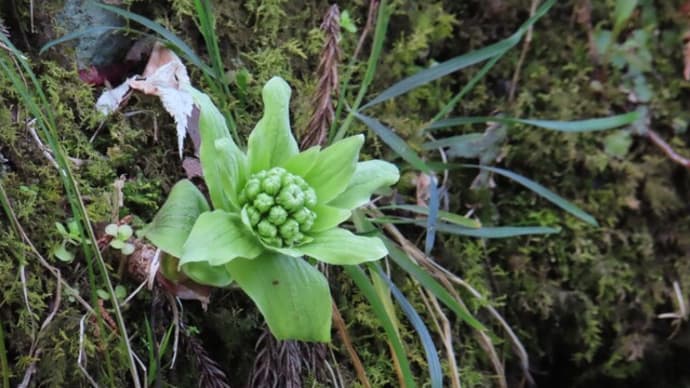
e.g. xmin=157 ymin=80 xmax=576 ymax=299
xmin=301 ymin=4 xmax=341 ymax=149
xmin=249 ymin=326 xmax=328 ymax=388
xmin=184 ymin=331 xmax=231 ymax=388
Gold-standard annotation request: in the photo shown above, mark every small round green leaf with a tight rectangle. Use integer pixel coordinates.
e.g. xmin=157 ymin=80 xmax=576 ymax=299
xmin=117 ymin=224 xmax=133 ymax=240
xmin=104 ymin=223 xmax=119 ymax=237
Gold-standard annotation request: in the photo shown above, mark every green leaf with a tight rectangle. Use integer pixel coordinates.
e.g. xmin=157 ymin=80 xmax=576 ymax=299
xmin=226 ymin=253 xmax=331 ymax=342
xmin=55 ymin=222 xmax=68 ymax=237
xmin=181 ymin=210 xmax=264 ymax=266
xmin=104 ymin=223 xmax=118 ymax=237
xmin=182 ymin=261 xmax=233 ymax=287
xmin=141 ymin=180 xmax=210 ymax=258
xmin=97 ymin=289 xmax=110 ymax=300
xmin=613 ymin=0 xmax=638 ymax=37
xmin=310 ymin=204 xmax=351 ymax=233
xmin=53 ymin=242 xmax=75 ymax=263
xmin=427 ymin=112 xmax=641 ymax=133
xmin=110 ymin=239 xmax=125 ymax=249
xmin=190 ymin=87 xmax=236 ymax=211
xmin=117 ymin=224 xmax=133 ymax=240
xmin=214 ymin=137 xmax=248 ymax=211
xmin=339 ymin=10 xmax=357 ymax=33
xmin=361 ymin=0 xmax=555 ymax=109
xmin=379 ymin=204 xmax=481 ymax=228
xmin=466 ymin=165 xmax=599 ymax=226
xmin=343 ymin=265 xmax=415 ymax=387
xmin=296 ymin=227 xmax=387 ymax=265
xmin=329 ymin=160 xmax=400 ymax=210
xmin=304 ymin=135 xmax=364 ymax=203
xmin=280 ymin=146 xmax=321 ymax=177
xmin=115 ymin=285 xmax=127 ymax=301
xmin=247 ymin=77 xmax=299 ymax=173
xmin=433 ymin=223 xmax=560 ymax=238
xmin=354 ymin=112 xmax=432 ymax=173
xmin=121 ymin=243 xmax=136 ymax=256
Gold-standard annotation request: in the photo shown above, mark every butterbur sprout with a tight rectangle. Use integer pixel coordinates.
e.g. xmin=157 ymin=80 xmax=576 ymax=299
xmin=142 ymin=77 xmax=399 ymax=342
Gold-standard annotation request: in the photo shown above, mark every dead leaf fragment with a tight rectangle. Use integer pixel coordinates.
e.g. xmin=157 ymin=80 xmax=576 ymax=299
xmin=95 ymin=42 xmax=194 ymax=158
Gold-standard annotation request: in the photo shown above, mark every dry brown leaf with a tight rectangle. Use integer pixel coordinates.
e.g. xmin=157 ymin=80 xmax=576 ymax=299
xmin=96 ymin=42 xmax=194 ymax=157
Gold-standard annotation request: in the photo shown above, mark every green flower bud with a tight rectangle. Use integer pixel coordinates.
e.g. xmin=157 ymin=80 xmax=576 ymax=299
xmin=262 ymin=174 xmax=282 ymax=195
xmin=257 ymin=219 xmax=278 ymax=238
xmin=303 ymin=188 xmax=317 ymax=208
xmin=281 ymin=173 xmax=296 ymax=187
xmin=246 ymin=205 xmax=261 ymax=226
xmin=277 ymin=184 xmax=304 ymax=211
xmin=268 ymin=206 xmax=288 ymax=225
xmin=243 ymin=178 xmax=261 ymax=202
xmin=279 ymin=219 xmax=300 ymax=240
xmin=238 ymin=166 xmax=319 ymax=247
xmin=254 ymin=193 xmax=275 ymax=213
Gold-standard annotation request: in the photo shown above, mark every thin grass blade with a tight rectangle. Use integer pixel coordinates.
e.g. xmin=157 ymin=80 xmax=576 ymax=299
xmin=372 ymin=263 xmax=443 ymax=388
xmin=427 ymin=111 xmax=640 ymax=133
xmin=361 ymin=0 xmax=555 ymax=109
xmin=344 ymin=265 xmax=416 ymax=387
xmin=465 ymin=165 xmax=598 ymax=226
xmin=93 ymin=1 xmax=214 ymax=77
xmin=40 ymin=26 xmax=125 ymax=54
xmin=433 ymin=223 xmax=560 ymax=238
xmin=354 ymin=112 xmax=432 ymax=173
xmin=379 ymin=204 xmax=481 ymax=228
xmin=383 ymin=239 xmax=486 ymax=331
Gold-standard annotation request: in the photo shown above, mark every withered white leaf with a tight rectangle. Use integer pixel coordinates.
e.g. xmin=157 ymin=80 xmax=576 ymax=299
xmin=95 ymin=42 xmax=194 ymax=158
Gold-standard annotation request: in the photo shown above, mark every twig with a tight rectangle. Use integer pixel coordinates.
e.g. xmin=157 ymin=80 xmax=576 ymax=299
xmin=353 ymin=1 xmax=380 ymax=60
xmin=646 ymin=129 xmax=690 ymax=168
xmin=78 ymin=315 xmax=100 ymax=388
xmin=332 ymin=301 xmax=371 ymax=388
xmin=508 ymin=0 xmax=540 ymax=102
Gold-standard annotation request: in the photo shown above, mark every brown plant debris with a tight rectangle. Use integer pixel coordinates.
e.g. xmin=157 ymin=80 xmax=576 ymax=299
xmin=183 ymin=328 xmax=231 ymax=388
xmin=249 ymin=326 xmax=329 ymax=388
xmin=301 ymin=4 xmax=341 ymax=149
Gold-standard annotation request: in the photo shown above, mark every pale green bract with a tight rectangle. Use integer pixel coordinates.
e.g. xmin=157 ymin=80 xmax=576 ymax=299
xmin=141 ymin=77 xmax=399 ymax=342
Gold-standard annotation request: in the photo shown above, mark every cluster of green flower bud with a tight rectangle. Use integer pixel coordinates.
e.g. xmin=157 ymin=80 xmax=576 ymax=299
xmin=239 ymin=167 xmax=317 ymax=247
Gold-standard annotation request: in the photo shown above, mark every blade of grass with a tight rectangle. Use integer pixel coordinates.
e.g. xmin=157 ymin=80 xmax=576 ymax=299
xmin=382 ymin=239 xmax=485 ymax=331
xmin=429 ymin=55 xmax=501 ymax=124
xmin=0 ymin=36 xmax=140 ymax=387
xmin=353 ymin=111 xmax=432 ymax=173
xmin=379 ymin=204 xmax=481 ymax=228
xmin=464 ymin=165 xmax=598 ymax=226
xmin=432 ymin=223 xmax=560 ymax=238
xmin=426 ymin=111 xmax=640 ymax=133
xmin=361 ymin=0 xmax=556 ymax=109
xmin=372 ymin=263 xmax=443 ymax=388
xmin=39 ymin=26 xmax=126 ymax=54
xmin=92 ymin=1 xmax=213 ymax=76
xmin=192 ymin=0 xmax=240 ymax=145
xmin=332 ymin=0 xmax=391 ymax=142
xmin=344 ymin=265 xmax=416 ymax=387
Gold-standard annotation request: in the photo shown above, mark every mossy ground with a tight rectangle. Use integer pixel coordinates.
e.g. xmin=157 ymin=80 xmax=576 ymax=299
xmin=2 ymin=0 xmax=690 ymax=387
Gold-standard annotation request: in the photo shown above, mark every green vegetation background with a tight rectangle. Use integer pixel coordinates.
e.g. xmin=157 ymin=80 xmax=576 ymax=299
xmin=2 ymin=0 xmax=690 ymax=386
